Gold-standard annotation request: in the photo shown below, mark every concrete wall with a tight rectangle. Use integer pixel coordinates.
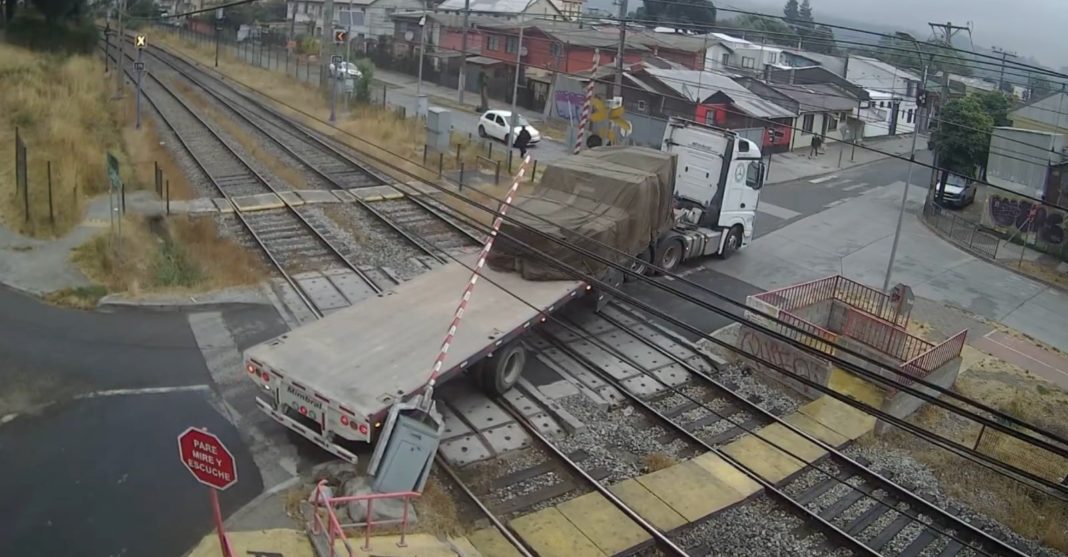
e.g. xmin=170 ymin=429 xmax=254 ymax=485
xmin=790 ymin=299 xmax=833 ymax=328
xmin=735 ymin=324 xmax=832 ymax=400
xmin=875 ymin=356 xmax=962 ymax=434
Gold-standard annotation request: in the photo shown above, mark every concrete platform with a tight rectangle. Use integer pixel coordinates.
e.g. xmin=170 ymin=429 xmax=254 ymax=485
xmin=608 ymin=478 xmax=688 ymax=532
xmin=231 ymin=193 xmax=285 ymax=212
xmin=722 ymin=422 xmax=827 ymax=484
xmin=299 ymin=190 xmax=344 ymax=204
xmin=556 ymin=492 xmax=652 ymax=555
xmin=826 ymin=366 xmax=885 ymax=408
xmin=797 ymin=396 xmax=876 ymax=442
xmin=211 ymin=198 xmax=234 ymax=213
xmin=510 ymin=507 xmax=607 ymax=557
xmin=636 ymin=460 xmax=749 ymax=522
xmin=466 ymin=528 xmax=524 ymax=557
xmin=351 ymin=184 xmax=405 ymax=201
xmin=188 ymin=529 xmax=481 ymax=557
xmin=782 ymin=412 xmax=850 ymax=447
xmin=278 ymin=191 xmax=305 ymax=206
xmin=690 ymin=452 xmax=762 ymax=497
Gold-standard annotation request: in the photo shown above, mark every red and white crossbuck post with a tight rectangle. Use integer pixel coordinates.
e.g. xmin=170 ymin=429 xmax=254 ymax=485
xmin=573 ymin=51 xmax=601 ymax=154
xmin=178 ymin=427 xmax=238 ymax=557
xmin=421 ymin=157 xmax=532 ymax=402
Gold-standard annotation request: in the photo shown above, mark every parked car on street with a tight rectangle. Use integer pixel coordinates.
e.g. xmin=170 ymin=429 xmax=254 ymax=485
xmin=935 ymin=172 xmax=977 ymax=208
xmin=329 ymin=61 xmax=361 ymax=80
xmin=478 ymin=110 xmax=541 ymax=145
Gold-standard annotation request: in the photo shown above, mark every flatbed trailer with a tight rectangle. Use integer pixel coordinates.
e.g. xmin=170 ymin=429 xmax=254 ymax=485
xmin=244 ymin=254 xmax=586 ymax=463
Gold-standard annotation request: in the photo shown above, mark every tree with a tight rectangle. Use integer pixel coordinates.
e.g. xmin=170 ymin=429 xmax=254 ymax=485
xmin=972 ymin=90 xmax=1013 ymax=127
xmin=797 ymin=0 xmax=813 ymax=28
xmin=640 ymin=0 xmax=715 ymax=31
xmin=30 ymin=0 xmax=84 ymax=24
xmin=801 ymin=25 xmax=835 ymax=54
xmin=931 ymin=95 xmax=994 ymax=175
xmin=783 ymin=0 xmax=799 ymax=22
xmin=4 ymin=0 xmax=17 ymax=25
xmin=726 ymin=14 xmax=796 ymax=46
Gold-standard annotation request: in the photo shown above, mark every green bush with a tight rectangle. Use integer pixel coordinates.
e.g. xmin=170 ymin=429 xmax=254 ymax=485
xmin=354 ymin=60 xmax=374 ymax=103
xmin=5 ymin=14 xmax=98 ymax=53
xmin=297 ymin=35 xmax=319 ymax=55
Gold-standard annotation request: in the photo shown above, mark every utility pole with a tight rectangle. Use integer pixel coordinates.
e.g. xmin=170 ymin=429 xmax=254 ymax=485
xmin=115 ymin=0 xmax=126 ymax=98
xmin=927 ymin=21 xmax=971 ymax=184
xmin=613 ymin=0 xmax=628 ymax=97
xmin=883 ymin=62 xmax=928 ymax=292
xmin=458 ymin=0 xmax=470 ymax=105
xmin=992 ymin=46 xmax=1017 ymax=91
xmin=321 ymin=0 xmax=336 ymax=88
xmin=507 ymin=24 xmax=525 ymax=171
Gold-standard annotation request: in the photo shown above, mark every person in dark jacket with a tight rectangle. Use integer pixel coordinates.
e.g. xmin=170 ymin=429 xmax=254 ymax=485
xmin=514 ymin=125 xmax=532 ymax=159
xmin=809 ymin=134 xmax=820 ymax=157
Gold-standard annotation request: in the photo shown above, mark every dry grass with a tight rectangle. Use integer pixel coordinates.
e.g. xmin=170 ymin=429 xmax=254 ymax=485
xmin=412 ymin=477 xmax=466 ymax=537
xmin=71 ymin=215 xmax=262 ymax=296
xmin=1017 ymin=260 xmax=1068 ymax=290
xmin=172 ymin=81 xmax=310 ymax=190
xmin=642 ymin=452 xmax=678 ymax=473
xmin=0 ymin=44 xmax=125 ymax=237
xmin=119 ymin=95 xmax=197 ymax=201
xmin=44 ymin=285 xmax=110 ymax=309
xmin=869 ymin=353 xmax=1068 ymax=551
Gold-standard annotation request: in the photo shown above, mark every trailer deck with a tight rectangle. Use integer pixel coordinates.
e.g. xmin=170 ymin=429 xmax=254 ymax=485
xmin=246 ymin=254 xmax=585 ymax=418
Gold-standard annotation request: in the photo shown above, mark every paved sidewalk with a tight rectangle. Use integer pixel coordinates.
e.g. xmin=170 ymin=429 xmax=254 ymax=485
xmin=766 ymin=134 xmax=920 ymax=185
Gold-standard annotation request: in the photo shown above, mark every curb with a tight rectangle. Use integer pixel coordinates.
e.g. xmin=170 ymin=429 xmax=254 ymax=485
xmin=919 ymin=212 xmax=1068 ymax=295
xmin=96 ymin=297 xmax=274 ymax=313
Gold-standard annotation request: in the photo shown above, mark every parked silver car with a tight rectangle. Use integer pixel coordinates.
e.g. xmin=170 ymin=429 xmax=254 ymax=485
xmin=935 ymin=173 xmax=977 ymax=208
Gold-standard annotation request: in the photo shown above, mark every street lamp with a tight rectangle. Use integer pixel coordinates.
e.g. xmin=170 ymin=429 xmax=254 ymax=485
xmin=882 ymin=32 xmax=929 ymax=292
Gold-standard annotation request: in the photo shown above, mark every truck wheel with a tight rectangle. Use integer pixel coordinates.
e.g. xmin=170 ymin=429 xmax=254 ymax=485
xmin=625 ymin=248 xmax=653 ymax=281
xmin=479 ymin=342 xmax=526 ymax=396
xmin=721 ymin=225 xmax=743 ymax=259
xmin=654 ymin=237 xmax=684 ymax=274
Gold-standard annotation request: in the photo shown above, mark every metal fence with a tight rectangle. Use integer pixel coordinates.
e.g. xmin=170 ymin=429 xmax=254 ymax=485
xmin=778 ymin=310 xmax=838 ymax=356
xmin=922 ymin=197 xmax=1002 ymax=260
xmin=839 ymin=306 xmax=931 ymax=363
xmin=897 ymin=330 xmax=968 ymax=392
xmin=15 ymin=126 xmax=27 ymax=222
xmin=750 ymin=275 xmax=910 ymax=326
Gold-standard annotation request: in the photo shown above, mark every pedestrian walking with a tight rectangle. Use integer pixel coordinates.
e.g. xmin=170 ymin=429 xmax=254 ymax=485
xmin=809 ymin=135 xmax=819 ymax=158
xmin=817 ymin=134 xmax=825 ymax=155
xmin=514 ymin=125 xmax=532 ymax=159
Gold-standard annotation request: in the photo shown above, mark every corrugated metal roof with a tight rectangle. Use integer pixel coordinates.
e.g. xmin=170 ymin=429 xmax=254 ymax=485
xmin=438 ymin=0 xmax=534 ymax=13
xmin=770 ymin=82 xmax=858 ymax=112
xmin=646 ymin=69 xmax=797 ymax=119
xmin=849 ymin=55 xmax=922 ymax=83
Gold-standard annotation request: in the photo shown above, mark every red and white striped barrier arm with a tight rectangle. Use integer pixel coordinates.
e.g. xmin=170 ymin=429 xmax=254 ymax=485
xmin=573 ymin=52 xmax=600 ymax=154
xmin=425 ymin=156 xmax=532 ymax=389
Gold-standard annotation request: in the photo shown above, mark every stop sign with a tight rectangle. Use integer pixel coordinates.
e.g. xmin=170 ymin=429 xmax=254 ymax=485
xmin=178 ymin=427 xmax=238 ymax=490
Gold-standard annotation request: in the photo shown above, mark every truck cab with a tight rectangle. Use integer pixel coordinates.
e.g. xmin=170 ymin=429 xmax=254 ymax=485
xmin=653 ymin=118 xmax=764 ymax=271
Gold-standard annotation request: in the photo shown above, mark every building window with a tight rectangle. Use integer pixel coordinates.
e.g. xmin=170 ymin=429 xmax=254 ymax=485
xmin=550 ymin=42 xmax=562 ymax=58
xmin=907 ymin=109 xmax=914 ymax=123
xmin=506 ymin=36 xmax=518 ymax=54
xmin=802 ymin=114 xmax=814 ymax=133
xmin=487 ymin=35 xmax=501 ymax=51
xmin=741 ymin=56 xmax=755 ymax=68
xmin=721 ymin=52 xmax=730 ymax=66
xmin=638 ymin=100 xmax=647 ymax=111
xmin=827 ymin=115 xmax=838 ymax=130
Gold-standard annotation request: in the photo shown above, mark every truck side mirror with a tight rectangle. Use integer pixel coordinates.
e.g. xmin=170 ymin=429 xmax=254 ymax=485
xmin=748 ymin=162 xmax=765 ymax=190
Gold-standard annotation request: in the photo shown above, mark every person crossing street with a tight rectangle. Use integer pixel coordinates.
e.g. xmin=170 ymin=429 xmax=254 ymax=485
xmin=514 ymin=125 xmax=532 ymax=159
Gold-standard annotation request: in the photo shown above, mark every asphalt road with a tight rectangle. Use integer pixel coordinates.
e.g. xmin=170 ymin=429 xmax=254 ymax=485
xmin=0 ymin=288 xmax=263 ymax=557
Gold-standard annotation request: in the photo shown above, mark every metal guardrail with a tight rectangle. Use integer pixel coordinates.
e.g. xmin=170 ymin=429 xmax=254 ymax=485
xmin=752 ymin=275 xmax=910 ymax=326
xmin=309 ymin=480 xmax=419 ymax=556
xmin=840 ymin=306 xmax=931 ymax=363
xmin=898 ymin=330 xmax=968 ymax=392
xmin=922 ymin=199 xmax=1003 ymax=260
xmin=778 ymin=310 xmax=839 ymax=355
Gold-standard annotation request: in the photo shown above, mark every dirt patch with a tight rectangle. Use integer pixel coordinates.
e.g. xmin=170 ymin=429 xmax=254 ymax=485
xmin=642 ymin=452 xmax=677 ymax=473
xmin=868 ymin=352 xmax=1068 ymax=551
xmin=1017 ymin=260 xmax=1068 ymax=291
xmin=0 ymin=44 xmax=126 ymax=237
xmin=71 ymin=215 xmax=262 ymax=299
xmin=412 ymin=477 xmax=467 ymax=537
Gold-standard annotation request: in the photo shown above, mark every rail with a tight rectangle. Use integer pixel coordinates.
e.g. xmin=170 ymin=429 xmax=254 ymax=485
xmin=309 ymin=480 xmax=419 ymax=556
xmin=897 ymin=330 xmax=968 ymax=392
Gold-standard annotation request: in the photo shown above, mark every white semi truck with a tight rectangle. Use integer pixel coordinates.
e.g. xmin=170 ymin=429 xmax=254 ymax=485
xmin=243 ymin=118 xmax=764 ymax=463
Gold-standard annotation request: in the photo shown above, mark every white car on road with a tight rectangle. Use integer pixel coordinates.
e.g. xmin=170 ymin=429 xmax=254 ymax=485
xmin=329 ymin=61 xmax=362 ymax=80
xmin=478 ymin=110 xmax=541 ymax=145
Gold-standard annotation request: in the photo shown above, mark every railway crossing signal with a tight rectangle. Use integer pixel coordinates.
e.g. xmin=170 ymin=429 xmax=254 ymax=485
xmin=135 ymin=34 xmax=146 ymax=49
xmin=334 ymin=30 xmax=347 ymax=43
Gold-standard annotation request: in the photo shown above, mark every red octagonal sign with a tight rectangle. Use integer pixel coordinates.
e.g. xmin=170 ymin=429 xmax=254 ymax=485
xmin=178 ymin=427 xmax=238 ymax=490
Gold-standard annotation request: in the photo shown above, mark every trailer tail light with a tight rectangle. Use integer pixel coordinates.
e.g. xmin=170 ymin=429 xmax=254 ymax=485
xmin=247 ymin=364 xmax=257 ymax=375
xmin=299 ymin=406 xmax=308 ymax=415
xmin=358 ymin=424 xmax=369 ymax=434
xmin=261 ymin=371 xmax=270 ymax=382
xmin=340 ymin=414 xmax=350 ymax=426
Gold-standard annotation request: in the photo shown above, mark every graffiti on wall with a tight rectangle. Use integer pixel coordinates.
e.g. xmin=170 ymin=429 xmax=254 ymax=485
xmin=738 ymin=326 xmax=829 ymax=398
xmin=554 ymin=91 xmax=585 ymax=122
xmin=987 ymin=193 xmax=1066 ymax=245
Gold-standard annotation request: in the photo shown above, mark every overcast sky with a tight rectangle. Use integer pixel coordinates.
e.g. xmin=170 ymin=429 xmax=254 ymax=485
xmin=741 ymin=0 xmax=1068 ymax=69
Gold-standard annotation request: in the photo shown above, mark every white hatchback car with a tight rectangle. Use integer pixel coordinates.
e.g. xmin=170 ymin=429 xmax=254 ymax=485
xmin=329 ymin=61 xmax=362 ymax=80
xmin=478 ymin=110 xmax=541 ymax=145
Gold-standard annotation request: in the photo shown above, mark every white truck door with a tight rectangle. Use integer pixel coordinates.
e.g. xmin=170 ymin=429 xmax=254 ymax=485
xmin=674 ymin=146 xmax=722 ymax=207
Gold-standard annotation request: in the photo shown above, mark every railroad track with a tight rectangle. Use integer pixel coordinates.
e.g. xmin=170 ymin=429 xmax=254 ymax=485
xmin=531 ymin=300 xmax=1032 ymax=557
xmin=132 ymin=39 xmax=481 ymax=257
xmin=103 ymin=43 xmax=387 ymax=318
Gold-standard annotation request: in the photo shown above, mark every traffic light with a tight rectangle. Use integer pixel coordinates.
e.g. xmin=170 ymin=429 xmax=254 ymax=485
xmin=334 ymin=30 xmax=348 ymax=43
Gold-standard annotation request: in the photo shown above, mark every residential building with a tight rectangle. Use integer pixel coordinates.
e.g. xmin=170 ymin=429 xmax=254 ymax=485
xmin=985 ymin=127 xmax=1067 ymax=203
xmin=940 ymin=73 xmax=998 ymax=95
xmin=705 ymin=33 xmax=788 ymax=72
xmin=1009 ymin=91 xmax=1068 ymax=133
xmin=740 ymin=78 xmax=862 ymax=150
xmin=859 ymin=89 xmax=917 ymax=138
xmin=780 ymin=49 xmax=847 ymax=76
xmin=844 ymin=55 xmax=922 ymax=99
xmin=436 ymin=0 xmax=565 ymax=19
xmin=286 ymin=0 xmax=424 ymax=44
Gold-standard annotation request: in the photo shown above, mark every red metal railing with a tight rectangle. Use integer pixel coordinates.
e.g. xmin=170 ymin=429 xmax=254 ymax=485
xmin=839 ymin=307 xmax=932 ymax=363
xmin=752 ymin=275 xmax=911 ymax=326
xmin=896 ymin=330 xmax=968 ymax=391
xmin=778 ymin=310 xmax=838 ymax=356
xmin=309 ymin=480 xmax=420 ymax=556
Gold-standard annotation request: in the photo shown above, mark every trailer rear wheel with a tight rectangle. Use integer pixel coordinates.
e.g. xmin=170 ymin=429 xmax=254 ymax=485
xmin=654 ymin=237 xmax=684 ymax=274
xmin=479 ymin=342 xmax=527 ymax=395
